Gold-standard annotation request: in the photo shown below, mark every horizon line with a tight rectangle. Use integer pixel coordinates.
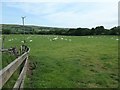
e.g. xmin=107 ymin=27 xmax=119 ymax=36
xmin=1 ymin=23 xmax=118 ymax=29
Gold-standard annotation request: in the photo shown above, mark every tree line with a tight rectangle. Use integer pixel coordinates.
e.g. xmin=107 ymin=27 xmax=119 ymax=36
xmin=1 ymin=24 xmax=120 ymax=35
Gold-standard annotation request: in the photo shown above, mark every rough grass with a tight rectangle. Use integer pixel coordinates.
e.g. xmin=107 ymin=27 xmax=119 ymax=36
xmin=2 ymin=53 xmax=16 ymax=68
xmin=2 ymin=53 xmax=21 ymax=89
xmin=3 ymin=35 xmax=119 ymax=88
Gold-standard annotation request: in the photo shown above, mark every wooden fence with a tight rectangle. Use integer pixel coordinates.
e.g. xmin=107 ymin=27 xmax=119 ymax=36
xmin=0 ymin=47 xmax=30 ymax=89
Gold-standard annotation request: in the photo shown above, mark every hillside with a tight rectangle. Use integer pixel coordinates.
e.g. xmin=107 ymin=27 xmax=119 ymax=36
xmin=1 ymin=24 xmax=120 ymax=35
xmin=1 ymin=24 xmax=69 ymax=34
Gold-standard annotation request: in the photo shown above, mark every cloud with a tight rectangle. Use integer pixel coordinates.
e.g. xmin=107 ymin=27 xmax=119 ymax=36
xmin=46 ymin=10 xmax=117 ymax=28
xmin=2 ymin=2 xmax=118 ymax=28
xmin=44 ymin=2 xmax=117 ymax=28
xmin=5 ymin=2 xmax=65 ymax=16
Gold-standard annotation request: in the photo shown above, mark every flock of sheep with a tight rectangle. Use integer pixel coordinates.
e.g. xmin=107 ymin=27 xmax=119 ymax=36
xmin=49 ymin=37 xmax=72 ymax=42
xmin=2 ymin=35 xmax=119 ymax=43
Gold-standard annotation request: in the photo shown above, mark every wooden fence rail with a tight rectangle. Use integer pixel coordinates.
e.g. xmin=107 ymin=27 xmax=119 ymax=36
xmin=0 ymin=47 xmax=30 ymax=89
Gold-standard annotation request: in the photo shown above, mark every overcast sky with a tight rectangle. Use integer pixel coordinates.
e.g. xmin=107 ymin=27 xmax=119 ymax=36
xmin=1 ymin=0 xmax=119 ymax=29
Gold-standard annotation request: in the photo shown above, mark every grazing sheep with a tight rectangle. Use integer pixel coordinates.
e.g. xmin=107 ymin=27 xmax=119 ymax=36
xmin=21 ymin=41 xmax=24 ymax=43
xmin=61 ymin=38 xmax=63 ymax=40
xmin=53 ymin=37 xmax=58 ymax=41
xmin=30 ymin=40 xmax=33 ymax=42
xmin=8 ymin=39 xmax=12 ymax=42
xmin=116 ymin=39 xmax=119 ymax=40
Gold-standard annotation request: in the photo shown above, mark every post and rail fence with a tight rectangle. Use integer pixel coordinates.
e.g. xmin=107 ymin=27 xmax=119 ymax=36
xmin=0 ymin=46 xmax=30 ymax=90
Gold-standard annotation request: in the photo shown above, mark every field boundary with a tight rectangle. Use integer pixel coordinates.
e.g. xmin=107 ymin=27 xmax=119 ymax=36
xmin=0 ymin=46 xmax=30 ymax=89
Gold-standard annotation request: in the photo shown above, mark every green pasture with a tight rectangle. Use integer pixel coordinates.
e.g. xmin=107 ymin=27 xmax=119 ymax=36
xmin=2 ymin=35 xmax=119 ymax=88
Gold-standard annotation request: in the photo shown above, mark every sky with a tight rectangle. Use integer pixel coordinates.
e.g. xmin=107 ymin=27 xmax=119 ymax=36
xmin=1 ymin=0 xmax=119 ymax=29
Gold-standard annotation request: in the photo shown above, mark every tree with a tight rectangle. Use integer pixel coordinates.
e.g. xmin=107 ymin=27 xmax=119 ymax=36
xmin=95 ymin=26 xmax=105 ymax=35
xmin=109 ymin=26 xmax=120 ymax=35
xmin=2 ymin=29 xmax=11 ymax=34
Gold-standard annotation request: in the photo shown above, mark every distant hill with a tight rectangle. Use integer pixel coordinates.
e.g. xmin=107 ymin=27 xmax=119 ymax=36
xmin=1 ymin=24 xmax=119 ymax=35
xmin=1 ymin=24 xmax=69 ymax=34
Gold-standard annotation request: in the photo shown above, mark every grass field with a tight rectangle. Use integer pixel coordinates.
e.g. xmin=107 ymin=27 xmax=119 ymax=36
xmin=2 ymin=35 xmax=119 ymax=88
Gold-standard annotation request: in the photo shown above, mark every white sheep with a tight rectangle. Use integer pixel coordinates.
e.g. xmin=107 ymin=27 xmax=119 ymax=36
xmin=116 ymin=39 xmax=119 ymax=41
xmin=21 ymin=41 xmax=24 ymax=43
xmin=30 ymin=40 xmax=32 ymax=42
xmin=8 ymin=39 xmax=12 ymax=42
xmin=61 ymin=38 xmax=63 ymax=40
xmin=53 ymin=37 xmax=58 ymax=41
